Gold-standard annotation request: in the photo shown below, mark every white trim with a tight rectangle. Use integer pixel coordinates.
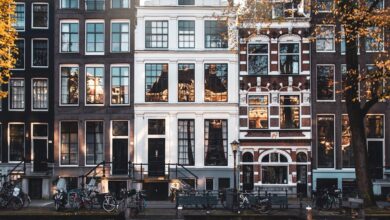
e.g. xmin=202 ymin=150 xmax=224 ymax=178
xmin=59 ymin=120 xmax=79 ymax=167
xmin=8 ymin=122 xmax=25 ymax=163
xmin=31 ymin=123 xmax=49 ymax=168
xmin=278 ymin=40 xmax=301 ymax=75
xmin=59 ymin=64 xmax=80 ymax=107
xmin=31 ymin=2 xmax=49 ymax=29
xmin=110 ymin=20 xmax=131 ymax=53
xmin=31 ymin=38 xmax=49 ymax=68
xmin=8 ymin=78 xmax=25 ymax=111
xmin=11 ymin=38 xmax=25 ymax=71
xmin=85 ymin=20 xmax=105 ymax=55
xmin=85 ymin=64 xmax=105 ymax=106
xmin=84 ymin=120 xmax=105 ymax=167
xmin=31 ymin=78 xmax=49 ymax=112
xmin=59 ymin=20 xmax=80 ymax=53
xmin=316 ymin=114 xmax=336 ymax=169
xmin=110 ymin=64 xmax=131 ymax=106
xmin=316 ymin=64 xmax=336 ymax=102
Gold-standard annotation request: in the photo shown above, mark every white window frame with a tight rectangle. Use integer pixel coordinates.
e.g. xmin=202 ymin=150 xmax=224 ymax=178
xmin=278 ymin=35 xmax=301 ymax=75
xmin=60 ymin=0 xmax=80 ymax=9
xmin=365 ymin=114 xmax=386 ymax=177
xmin=316 ymin=114 xmax=336 ymax=170
xmin=110 ymin=120 xmax=130 ymax=175
xmin=110 ymin=20 xmax=130 ymax=53
xmin=85 ymin=120 xmax=105 ymax=167
xmin=60 ymin=20 xmax=79 ymax=53
xmin=59 ymin=64 xmax=80 ymax=107
xmin=8 ymin=78 xmax=25 ymax=111
xmin=258 ymin=150 xmax=291 ymax=185
xmin=59 ymin=120 xmax=79 ymax=167
xmin=12 ymin=38 xmax=25 ymax=71
xmin=85 ymin=64 xmax=105 ymax=106
xmin=247 ymin=93 xmax=270 ymax=129
xmin=14 ymin=3 xmax=25 ymax=32
xmin=247 ymin=42 xmax=270 ymax=75
xmin=278 ymin=93 xmax=301 ymax=129
xmin=110 ymin=64 xmax=130 ymax=106
xmin=316 ymin=25 xmax=336 ymax=53
xmin=31 ymin=78 xmax=49 ymax=111
xmin=111 ymin=0 xmax=130 ymax=8
xmin=85 ymin=20 xmax=105 ymax=55
xmin=31 ymin=2 xmax=49 ymax=29
xmin=31 ymin=38 xmax=49 ymax=68
xmin=8 ymin=122 xmax=25 ymax=163
xmin=31 ymin=123 xmax=49 ymax=165
xmin=316 ymin=64 xmax=335 ymax=102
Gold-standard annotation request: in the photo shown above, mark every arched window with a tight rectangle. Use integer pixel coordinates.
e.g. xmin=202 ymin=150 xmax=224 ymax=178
xmin=278 ymin=34 xmax=300 ymax=75
xmin=261 ymin=152 xmax=289 ymax=163
xmin=243 ymin=152 xmax=253 ymax=162
xmin=260 ymin=151 xmax=290 ymax=184
xmin=296 ymin=152 xmax=307 ymax=162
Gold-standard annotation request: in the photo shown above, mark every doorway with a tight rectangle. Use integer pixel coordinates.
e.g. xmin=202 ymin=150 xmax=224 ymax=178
xmin=148 ymin=138 xmax=165 ymax=177
xmin=29 ymin=178 xmax=42 ymax=199
xmin=112 ymin=139 xmax=128 ymax=175
xmin=368 ymin=141 xmax=383 ymax=179
xmin=33 ymin=139 xmax=48 ymax=172
xmin=144 ymin=182 xmax=168 ymax=200
xmin=297 ymin=165 xmax=307 ymax=197
xmin=242 ymin=152 xmax=254 ymax=192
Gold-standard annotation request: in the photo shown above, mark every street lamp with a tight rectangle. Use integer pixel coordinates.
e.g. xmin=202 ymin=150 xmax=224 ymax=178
xmin=230 ymin=140 xmax=239 ymax=211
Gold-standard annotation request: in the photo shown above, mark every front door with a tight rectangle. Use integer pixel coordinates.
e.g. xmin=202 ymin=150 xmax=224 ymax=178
xmin=29 ymin=178 xmax=42 ymax=199
xmin=112 ymin=139 xmax=128 ymax=175
xmin=368 ymin=141 xmax=383 ymax=179
xmin=242 ymin=165 xmax=254 ymax=192
xmin=297 ymin=165 xmax=307 ymax=197
xmin=148 ymin=139 xmax=165 ymax=177
xmin=33 ymin=139 xmax=48 ymax=172
xmin=144 ymin=182 xmax=168 ymax=200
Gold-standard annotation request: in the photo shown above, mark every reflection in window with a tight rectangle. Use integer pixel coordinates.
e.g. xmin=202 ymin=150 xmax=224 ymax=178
xmin=86 ymin=22 xmax=104 ymax=53
xmin=32 ymin=79 xmax=48 ymax=110
xmin=86 ymin=67 xmax=104 ymax=104
xmin=86 ymin=121 xmax=104 ymax=165
xmin=342 ymin=115 xmax=354 ymax=168
xmin=341 ymin=65 xmax=347 ymax=100
xmin=205 ymin=120 xmax=227 ymax=166
xmin=61 ymin=0 xmax=79 ymax=9
xmin=61 ymin=66 xmax=79 ymax=105
xmin=366 ymin=115 xmax=384 ymax=138
xmin=60 ymin=121 xmax=78 ymax=165
xmin=296 ymin=152 xmax=307 ymax=162
xmin=316 ymin=26 xmax=335 ymax=52
xmin=205 ymin=21 xmax=228 ymax=48
xmin=112 ymin=121 xmax=128 ymax=136
xmin=13 ymin=3 xmax=25 ymax=31
xmin=248 ymin=95 xmax=268 ymax=129
xmin=317 ymin=65 xmax=334 ymax=100
xmin=178 ymin=21 xmax=195 ymax=48
xmin=111 ymin=66 xmax=129 ymax=104
xmin=32 ymin=3 xmax=48 ymax=28
xmin=317 ymin=115 xmax=334 ymax=168
xmin=148 ymin=119 xmax=165 ymax=135
xmin=204 ymin=64 xmax=228 ymax=102
xmin=111 ymin=22 xmax=129 ymax=52
xmin=9 ymin=124 xmax=24 ymax=161
xmin=178 ymin=64 xmax=195 ymax=102
xmin=9 ymin=79 xmax=25 ymax=110
xmin=280 ymin=95 xmax=300 ymax=129
xmin=145 ymin=64 xmax=168 ymax=102
xmin=317 ymin=0 xmax=333 ymax=12
xmin=145 ymin=21 xmax=168 ymax=48
xmin=178 ymin=119 xmax=195 ymax=166
xmin=112 ymin=0 xmax=129 ymax=8
xmin=365 ymin=65 xmax=383 ymax=100
xmin=279 ymin=43 xmax=299 ymax=74
xmin=32 ymin=39 xmax=48 ymax=67
xmin=262 ymin=166 xmax=288 ymax=184
xmin=248 ymin=44 xmax=268 ymax=75
xmin=14 ymin=40 xmax=24 ymax=69
xmin=365 ymin=27 xmax=384 ymax=52
xmin=61 ymin=22 xmax=79 ymax=52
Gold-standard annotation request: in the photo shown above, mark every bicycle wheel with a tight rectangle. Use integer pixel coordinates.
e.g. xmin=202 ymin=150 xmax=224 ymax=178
xmin=69 ymin=193 xmax=81 ymax=210
xmin=23 ymin=195 xmax=31 ymax=208
xmin=102 ymin=197 xmax=116 ymax=213
xmin=10 ymin=197 xmax=23 ymax=210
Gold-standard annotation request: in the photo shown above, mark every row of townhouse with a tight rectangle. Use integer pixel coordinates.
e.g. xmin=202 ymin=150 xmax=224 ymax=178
xmin=0 ymin=0 xmax=388 ymax=200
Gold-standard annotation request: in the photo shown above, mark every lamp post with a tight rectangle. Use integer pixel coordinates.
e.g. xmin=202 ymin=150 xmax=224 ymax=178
xmin=230 ymin=140 xmax=239 ymax=211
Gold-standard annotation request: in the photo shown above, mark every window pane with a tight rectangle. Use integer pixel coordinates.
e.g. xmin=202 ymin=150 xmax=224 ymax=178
xmin=32 ymin=79 xmax=48 ymax=110
xmin=316 ymin=26 xmax=334 ymax=52
xmin=9 ymin=124 xmax=24 ymax=161
xmin=317 ymin=0 xmax=333 ymax=12
xmin=13 ymin=4 xmax=25 ymax=31
xmin=179 ymin=0 xmax=195 ymax=5
xmin=14 ymin=40 xmax=24 ymax=69
xmin=341 ymin=115 xmax=354 ymax=168
xmin=86 ymin=23 xmax=105 ymax=53
xmin=262 ymin=166 xmax=288 ymax=184
xmin=86 ymin=121 xmax=104 ymax=165
xmin=145 ymin=21 xmax=168 ymax=48
xmin=178 ymin=21 xmax=195 ymax=48
xmin=280 ymin=95 xmax=300 ymax=129
xmin=86 ymin=0 xmax=105 ymax=10
xmin=205 ymin=21 xmax=228 ymax=48
xmin=204 ymin=64 xmax=228 ymax=102
xmin=317 ymin=65 xmax=334 ymax=100
xmin=32 ymin=4 xmax=48 ymax=28
xmin=61 ymin=66 xmax=79 ymax=104
xmin=9 ymin=79 xmax=25 ymax=110
xmin=61 ymin=0 xmax=79 ymax=9
xmin=148 ymin=119 xmax=165 ymax=135
xmin=61 ymin=23 xmax=79 ymax=52
xmin=248 ymin=44 xmax=268 ymax=75
xmin=112 ymin=121 xmax=128 ymax=136
xmin=145 ymin=64 xmax=168 ymax=102
xmin=366 ymin=115 xmax=384 ymax=138
xmin=317 ymin=115 xmax=334 ymax=168
xmin=86 ymin=67 xmax=104 ymax=104
xmin=112 ymin=0 xmax=129 ymax=8
xmin=111 ymin=66 xmax=129 ymax=104
xmin=178 ymin=64 xmax=195 ymax=102
xmin=279 ymin=43 xmax=299 ymax=74
xmin=33 ymin=124 xmax=48 ymax=137
xmin=178 ymin=119 xmax=195 ymax=165
xmin=61 ymin=121 xmax=78 ymax=165
xmin=32 ymin=40 xmax=48 ymax=67
xmin=205 ymin=119 xmax=228 ymax=166
xmin=111 ymin=22 xmax=129 ymax=52
xmin=248 ymin=95 xmax=268 ymax=129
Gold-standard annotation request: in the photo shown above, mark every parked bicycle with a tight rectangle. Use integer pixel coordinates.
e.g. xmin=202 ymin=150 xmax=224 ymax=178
xmin=53 ymin=178 xmax=68 ymax=211
xmin=312 ymin=188 xmax=341 ymax=210
xmin=103 ymin=188 xmax=147 ymax=216
xmin=0 ymin=182 xmax=24 ymax=210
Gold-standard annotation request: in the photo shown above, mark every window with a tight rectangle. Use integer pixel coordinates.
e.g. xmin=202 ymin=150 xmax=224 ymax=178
xmin=32 ymin=79 xmax=48 ymax=110
xmin=366 ymin=0 xmax=384 ymax=10
xmin=205 ymin=119 xmax=228 ymax=166
xmin=60 ymin=66 xmax=79 ymax=105
xmin=218 ymin=178 xmax=230 ymax=190
xmin=179 ymin=0 xmax=194 ymax=5
xmin=340 ymin=26 xmax=359 ymax=55
xmin=248 ymin=95 xmax=268 ymax=129
xmin=280 ymin=95 xmax=300 ymax=129
xmin=296 ymin=152 xmax=307 ymax=162
xmin=61 ymin=21 xmax=79 ymax=52
xmin=366 ymin=115 xmax=384 ymax=138
xmin=14 ymin=39 xmax=24 ymax=69
xmin=365 ymin=27 xmax=384 ymax=52
xmin=206 ymin=178 xmax=213 ymax=191
xmin=32 ymin=39 xmax=48 ymax=67
xmin=145 ymin=64 xmax=168 ymax=102
xmin=148 ymin=119 xmax=165 ymax=135
xmin=13 ymin=3 xmax=25 ymax=31
xmin=112 ymin=0 xmax=129 ymax=8
xmin=86 ymin=21 xmax=104 ymax=54
xmin=86 ymin=66 xmax=104 ymax=105
xmin=341 ymin=65 xmax=347 ymax=100
xmin=112 ymin=121 xmax=128 ymax=136
xmin=111 ymin=22 xmax=130 ymax=52
xmin=316 ymin=0 xmax=333 ymax=12
xmin=111 ymin=66 xmax=129 ymax=105
xmin=9 ymin=79 xmax=25 ymax=110
xmin=178 ymin=64 xmax=195 ymax=102
xmin=341 ymin=115 xmax=354 ymax=168
xmin=248 ymin=44 xmax=268 ymax=75
xmin=178 ymin=119 xmax=195 ymax=166
xmin=86 ymin=0 xmax=105 ymax=11
xmin=9 ymin=124 xmax=24 ymax=161
xmin=178 ymin=21 xmax=195 ymax=48
xmin=204 ymin=64 xmax=228 ymax=102
xmin=60 ymin=121 xmax=78 ymax=165
xmin=145 ymin=21 xmax=168 ymax=48
xmin=365 ymin=65 xmax=384 ymax=100
xmin=61 ymin=0 xmax=79 ymax=9
xmin=317 ymin=65 xmax=335 ymax=101
xmin=317 ymin=115 xmax=334 ymax=168
xmin=261 ymin=152 xmax=289 ymax=184
xmin=316 ymin=26 xmax=335 ymax=52
xmin=32 ymin=3 xmax=48 ymax=28
xmin=279 ymin=43 xmax=299 ymax=74
xmin=205 ymin=21 xmax=228 ymax=48
xmin=86 ymin=121 xmax=104 ymax=165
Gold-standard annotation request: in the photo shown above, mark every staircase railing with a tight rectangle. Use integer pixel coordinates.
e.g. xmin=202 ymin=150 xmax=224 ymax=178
xmin=79 ymin=160 xmax=106 ymax=189
xmin=1 ymin=159 xmax=26 ymax=184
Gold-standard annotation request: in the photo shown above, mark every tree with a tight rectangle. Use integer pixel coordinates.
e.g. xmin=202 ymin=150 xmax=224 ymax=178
xmin=225 ymin=0 xmax=389 ymax=206
xmin=0 ymin=0 xmax=18 ymax=98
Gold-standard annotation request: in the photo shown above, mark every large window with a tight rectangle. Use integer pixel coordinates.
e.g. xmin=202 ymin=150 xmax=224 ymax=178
xmin=145 ymin=64 xmax=168 ymax=102
xmin=86 ymin=66 xmax=104 ymax=105
xmin=32 ymin=79 xmax=48 ymax=110
xmin=111 ymin=22 xmax=130 ymax=52
xmin=178 ymin=21 xmax=195 ymax=48
xmin=280 ymin=95 xmax=300 ymax=129
xmin=248 ymin=44 xmax=268 ymax=75
xmin=32 ymin=3 xmax=48 ymax=28
xmin=248 ymin=95 xmax=268 ymax=129
xmin=86 ymin=21 xmax=104 ymax=54
xmin=178 ymin=119 xmax=195 ymax=166
xmin=14 ymin=39 xmax=24 ymax=69
xmin=111 ymin=66 xmax=129 ymax=105
xmin=145 ymin=21 xmax=168 ymax=48
xmin=341 ymin=115 xmax=354 ymax=168
xmin=205 ymin=21 xmax=228 ymax=48
xmin=60 ymin=121 xmax=78 ymax=165
xmin=60 ymin=66 xmax=79 ymax=105
xmin=365 ymin=27 xmax=384 ymax=52
xmin=317 ymin=115 xmax=335 ymax=168
xmin=178 ymin=64 xmax=195 ymax=102
xmin=9 ymin=79 xmax=25 ymax=110
xmin=13 ymin=3 xmax=25 ymax=31
xmin=61 ymin=21 xmax=79 ymax=52
xmin=86 ymin=0 xmax=105 ymax=11
xmin=261 ymin=153 xmax=289 ymax=184
xmin=205 ymin=119 xmax=228 ymax=166
xmin=279 ymin=43 xmax=299 ymax=74
xmin=317 ymin=65 xmax=335 ymax=101
xmin=86 ymin=121 xmax=104 ymax=165
xmin=316 ymin=26 xmax=335 ymax=52
xmin=179 ymin=0 xmax=195 ymax=5
xmin=204 ymin=64 xmax=228 ymax=102
xmin=112 ymin=0 xmax=129 ymax=8
xmin=32 ymin=39 xmax=48 ymax=67
xmin=9 ymin=124 xmax=24 ymax=161
xmin=61 ymin=0 xmax=79 ymax=9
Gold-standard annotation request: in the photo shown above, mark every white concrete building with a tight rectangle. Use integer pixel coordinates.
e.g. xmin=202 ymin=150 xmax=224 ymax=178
xmin=134 ymin=0 xmax=239 ymax=200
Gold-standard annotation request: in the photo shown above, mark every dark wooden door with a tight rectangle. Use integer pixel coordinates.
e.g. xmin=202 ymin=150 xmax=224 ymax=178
xmin=368 ymin=141 xmax=383 ymax=179
xmin=148 ymin=139 xmax=165 ymax=177
xmin=33 ymin=139 xmax=48 ymax=172
xmin=297 ymin=165 xmax=307 ymax=197
xmin=242 ymin=165 xmax=254 ymax=192
xmin=29 ymin=178 xmax=42 ymax=199
xmin=112 ymin=139 xmax=128 ymax=175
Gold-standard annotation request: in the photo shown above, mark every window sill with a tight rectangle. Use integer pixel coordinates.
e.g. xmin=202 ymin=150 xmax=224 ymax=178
xmin=32 ymin=66 xmax=49 ymax=68
xmin=316 ymin=50 xmax=336 ymax=53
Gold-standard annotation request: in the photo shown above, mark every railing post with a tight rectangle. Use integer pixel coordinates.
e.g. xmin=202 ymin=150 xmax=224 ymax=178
xmin=141 ymin=164 xmax=143 ymax=182
xmin=168 ymin=163 xmax=170 ymax=179
xmin=23 ymin=158 xmax=26 ymax=174
xmin=81 ymin=175 xmax=85 ymax=190
xmin=102 ymin=160 xmax=106 ymax=178
xmin=175 ymin=164 xmax=178 ymax=179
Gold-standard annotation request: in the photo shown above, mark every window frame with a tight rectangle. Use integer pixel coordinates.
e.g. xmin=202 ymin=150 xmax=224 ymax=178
xmin=279 ymin=94 xmax=301 ymax=129
xmin=59 ymin=64 xmax=80 ymax=106
xmin=110 ymin=64 xmax=130 ymax=106
xmin=204 ymin=20 xmax=228 ymax=49
xmin=85 ymin=20 xmax=105 ymax=55
xmin=178 ymin=119 xmax=195 ymax=166
xmin=145 ymin=63 xmax=169 ymax=102
xmin=13 ymin=3 xmax=25 ymax=32
xmin=316 ymin=114 xmax=336 ymax=169
xmin=317 ymin=0 xmax=334 ymax=13
xmin=12 ymin=38 xmax=25 ymax=70
xmin=85 ymin=64 xmax=105 ymax=106
xmin=31 ymin=78 xmax=49 ymax=111
xmin=247 ymin=94 xmax=269 ymax=129
xmin=204 ymin=63 xmax=229 ymax=102
xmin=85 ymin=120 xmax=104 ymax=166
xmin=178 ymin=63 xmax=195 ymax=102
xmin=31 ymin=38 xmax=49 ymax=68
xmin=60 ymin=0 xmax=79 ymax=9
xmin=316 ymin=64 xmax=335 ymax=102
xmin=145 ymin=20 xmax=169 ymax=49
xmin=85 ymin=0 xmax=106 ymax=11
xmin=8 ymin=122 xmax=25 ymax=163
xmin=178 ymin=20 xmax=195 ymax=49
xmin=59 ymin=121 xmax=79 ymax=167
xmin=247 ymin=42 xmax=269 ymax=75
xmin=316 ymin=25 xmax=336 ymax=53
xmin=278 ymin=42 xmax=300 ymax=75
xmin=31 ymin=2 xmax=49 ymax=29
xmin=110 ymin=20 xmax=130 ymax=53
xmin=60 ymin=20 xmax=80 ymax=53
xmin=8 ymin=78 xmax=25 ymax=111
xmin=111 ymin=0 xmax=130 ymax=9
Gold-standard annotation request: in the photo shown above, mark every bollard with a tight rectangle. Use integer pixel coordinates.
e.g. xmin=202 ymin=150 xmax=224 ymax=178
xmin=306 ymin=206 xmax=312 ymax=220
